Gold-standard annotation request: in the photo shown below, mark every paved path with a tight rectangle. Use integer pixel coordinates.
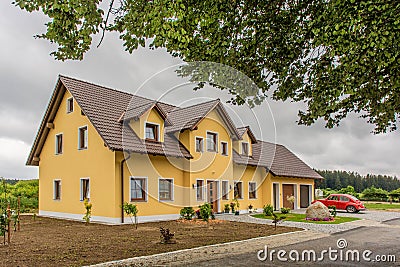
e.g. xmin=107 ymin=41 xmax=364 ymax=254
xmin=187 ymin=219 xmax=400 ymax=266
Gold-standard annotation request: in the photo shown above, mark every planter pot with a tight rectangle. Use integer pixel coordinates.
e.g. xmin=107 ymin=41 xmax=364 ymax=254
xmin=224 ymin=210 xmax=229 ymax=213
xmin=235 ymin=211 xmax=240 ymax=215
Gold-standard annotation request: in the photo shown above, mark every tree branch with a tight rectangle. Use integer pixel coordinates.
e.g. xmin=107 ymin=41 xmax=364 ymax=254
xmin=97 ymin=0 xmax=115 ymax=48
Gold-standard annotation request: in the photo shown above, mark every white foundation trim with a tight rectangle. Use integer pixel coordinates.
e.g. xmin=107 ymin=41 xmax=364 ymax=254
xmin=39 ymin=210 xmax=180 ymax=225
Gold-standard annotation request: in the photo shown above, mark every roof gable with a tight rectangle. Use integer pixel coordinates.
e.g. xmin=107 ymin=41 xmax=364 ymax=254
xmin=26 ymin=75 xmax=191 ymax=165
xmin=165 ymin=99 xmax=241 ymax=140
xmin=237 ymin=126 xmax=257 ymax=143
xmin=120 ymin=102 xmax=172 ymax=125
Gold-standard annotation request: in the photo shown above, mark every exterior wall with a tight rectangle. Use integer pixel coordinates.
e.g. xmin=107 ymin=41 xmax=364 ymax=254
xmin=267 ymin=175 xmax=315 ymax=209
xmin=233 ymin=131 xmax=253 ymax=156
xmin=229 ymin=164 xmax=268 ymax=212
xmin=115 ymin=151 xmax=188 ymax=222
xmin=38 ymin=89 xmax=116 ymax=220
xmin=180 ymin=110 xmax=235 ymax=210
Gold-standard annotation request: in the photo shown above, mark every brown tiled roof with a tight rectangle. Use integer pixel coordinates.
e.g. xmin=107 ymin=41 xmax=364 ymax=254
xmin=237 ymin=126 xmax=257 ymax=144
xmin=165 ymin=99 xmax=241 ymax=140
xmin=26 ymin=76 xmax=191 ymax=165
xmin=233 ymin=141 xmax=323 ymax=179
xmin=27 ymin=75 xmax=322 ymax=180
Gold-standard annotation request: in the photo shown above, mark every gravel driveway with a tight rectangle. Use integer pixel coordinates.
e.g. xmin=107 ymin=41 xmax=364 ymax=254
xmin=216 ymin=209 xmax=400 ymax=234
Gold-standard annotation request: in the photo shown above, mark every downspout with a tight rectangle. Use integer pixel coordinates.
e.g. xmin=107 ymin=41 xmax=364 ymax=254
xmin=120 ymin=152 xmax=131 ymax=223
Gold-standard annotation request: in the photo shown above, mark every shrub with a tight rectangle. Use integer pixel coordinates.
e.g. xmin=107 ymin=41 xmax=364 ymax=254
xmin=229 ymin=202 xmax=236 ymax=213
xmin=180 ymin=207 xmax=195 ymax=220
xmin=122 ymin=202 xmax=139 ymax=229
xmin=361 ymin=186 xmax=388 ymax=201
xmin=82 ymin=198 xmax=92 ymax=225
xmin=328 ymin=205 xmax=337 ymax=217
xmin=280 ymin=207 xmax=290 ymax=214
xmin=263 ymin=204 xmax=274 ymax=216
xmin=199 ymin=203 xmax=212 ymax=222
xmin=224 ymin=204 xmax=230 ymax=212
xmin=160 ymin=227 xmax=175 ymax=244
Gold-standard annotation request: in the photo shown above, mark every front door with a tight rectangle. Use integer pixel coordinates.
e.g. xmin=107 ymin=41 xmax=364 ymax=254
xmin=282 ymin=184 xmax=295 ymax=209
xmin=207 ymin=180 xmax=218 ymax=213
xmin=300 ymin=185 xmax=311 ymax=208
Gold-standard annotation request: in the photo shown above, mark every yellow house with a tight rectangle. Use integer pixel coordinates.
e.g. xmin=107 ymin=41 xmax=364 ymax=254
xmin=27 ymin=76 xmax=323 ymax=224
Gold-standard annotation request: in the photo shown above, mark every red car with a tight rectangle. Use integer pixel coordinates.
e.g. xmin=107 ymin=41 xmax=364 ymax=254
xmin=312 ymin=194 xmax=366 ymax=213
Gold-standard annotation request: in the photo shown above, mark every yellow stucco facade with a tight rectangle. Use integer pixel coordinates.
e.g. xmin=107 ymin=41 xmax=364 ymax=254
xmin=35 ymin=87 xmax=317 ymax=224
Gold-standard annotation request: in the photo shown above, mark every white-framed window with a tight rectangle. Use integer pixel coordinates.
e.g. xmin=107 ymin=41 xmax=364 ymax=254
xmin=195 ymin=137 xmax=204 ymax=153
xmin=249 ymin=182 xmax=257 ymax=199
xmin=53 ymin=179 xmax=61 ymax=200
xmin=67 ymin=97 xmax=74 ymax=113
xmin=196 ymin=179 xmax=204 ymax=201
xmin=221 ymin=142 xmax=228 ymax=156
xmin=55 ymin=133 xmax=63 ymax=155
xmin=206 ymin=131 xmax=218 ymax=152
xmin=234 ymin=181 xmax=243 ymax=199
xmin=145 ymin=122 xmax=159 ymax=141
xmin=241 ymin=142 xmax=249 ymax=156
xmin=78 ymin=126 xmax=88 ymax=150
xmin=159 ymin=178 xmax=174 ymax=201
xmin=222 ymin=180 xmax=229 ymax=200
xmin=130 ymin=177 xmax=147 ymax=202
xmin=80 ymin=178 xmax=90 ymax=201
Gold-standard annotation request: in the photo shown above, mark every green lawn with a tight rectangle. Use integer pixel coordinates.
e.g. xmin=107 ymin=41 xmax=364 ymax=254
xmin=364 ymin=202 xmax=400 ymax=210
xmin=252 ymin=213 xmax=360 ymax=224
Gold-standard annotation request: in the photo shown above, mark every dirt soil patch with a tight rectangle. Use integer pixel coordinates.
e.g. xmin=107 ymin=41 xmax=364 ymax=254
xmin=0 ymin=215 xmax=300 ymax=266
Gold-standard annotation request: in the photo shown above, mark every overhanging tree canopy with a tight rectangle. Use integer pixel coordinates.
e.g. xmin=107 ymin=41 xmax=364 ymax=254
xmin=14 ymin=0 xmax=400 ymax=133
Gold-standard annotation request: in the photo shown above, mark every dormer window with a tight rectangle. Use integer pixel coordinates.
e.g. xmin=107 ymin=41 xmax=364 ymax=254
xmin=242 ymin=142 xmax=249 ymax=156
xmin=145 ymin=123 xmax=159 ymax=141
xmin=67 ymin=97 xmax=74 ymax=113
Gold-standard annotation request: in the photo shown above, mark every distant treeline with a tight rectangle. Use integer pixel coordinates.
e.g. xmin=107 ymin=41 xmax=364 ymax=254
xmin=315 ymin=170 xmax=400 ymax=192
xmin=0 ymin=179 xmax=38 ymax=212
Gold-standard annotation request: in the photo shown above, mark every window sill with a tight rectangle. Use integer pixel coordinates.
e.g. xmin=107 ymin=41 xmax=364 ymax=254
xmin=78 ymin=147 xmax=88 ymax=151
xmin=130 ymin=199 xmax=147 ymax=203
xmin=159 ymin=199 xmax=174 ymax=202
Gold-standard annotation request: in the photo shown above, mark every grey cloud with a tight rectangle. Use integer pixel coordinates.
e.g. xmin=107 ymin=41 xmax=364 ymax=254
xmin=0 ymin=2 xmax=399 ymax=179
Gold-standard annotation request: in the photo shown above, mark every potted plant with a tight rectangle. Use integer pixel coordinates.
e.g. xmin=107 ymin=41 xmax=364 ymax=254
xmin=230 ymin=202 xmax=236 ymax=213
xmin=234 ymin=198 xmax=240 ymax=215
xmin=224 ymin=204 xmax=230 ymax=213
xmin=248 ymin=204 xmax=253 ymax=213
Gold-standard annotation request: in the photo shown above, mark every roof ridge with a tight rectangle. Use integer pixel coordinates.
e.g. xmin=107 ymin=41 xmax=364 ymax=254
xmin=166 ymin=98 xmax=220 ymax=114
xmin=256 ymin=139 xmax=285 ymax=147
xmin=59 ymin=74 xmax=178 ymax=109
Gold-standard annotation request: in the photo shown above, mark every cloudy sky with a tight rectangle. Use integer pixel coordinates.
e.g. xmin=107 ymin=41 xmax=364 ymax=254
xmin=1 ymin=2 xmax=399 ymax=179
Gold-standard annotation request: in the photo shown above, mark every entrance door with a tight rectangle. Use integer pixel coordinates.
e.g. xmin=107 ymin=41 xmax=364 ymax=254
xmin=282 ymin=184 xmax=295 ymax=209
xmin=300 ymin=185 xmax=311 ymax=208
xmin=207 ymin=180 xmax=218 ymax=213
xmin=273 ymin=183 xmax=279 ymax=211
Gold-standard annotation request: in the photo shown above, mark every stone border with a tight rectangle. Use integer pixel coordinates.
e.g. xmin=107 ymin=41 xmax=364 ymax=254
xmin=86 ymin=229 xmax=328 ymax=267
